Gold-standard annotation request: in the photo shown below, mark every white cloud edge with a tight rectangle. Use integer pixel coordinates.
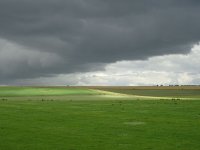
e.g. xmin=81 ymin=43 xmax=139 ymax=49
xmin=13 ymin=43 xmax=200 ymax=86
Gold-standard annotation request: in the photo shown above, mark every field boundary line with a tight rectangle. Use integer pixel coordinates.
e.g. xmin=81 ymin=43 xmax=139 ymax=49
xmin=89 ymin=89 xmax=165 ymax=99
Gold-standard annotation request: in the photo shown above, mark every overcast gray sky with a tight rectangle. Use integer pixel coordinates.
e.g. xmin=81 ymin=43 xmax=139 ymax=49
xmin=0 ymin=0 xmax=200 ymax=85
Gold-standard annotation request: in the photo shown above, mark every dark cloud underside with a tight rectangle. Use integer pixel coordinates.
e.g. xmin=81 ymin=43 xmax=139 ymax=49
xmin=0 ymin=0 xmax=200 ymax=83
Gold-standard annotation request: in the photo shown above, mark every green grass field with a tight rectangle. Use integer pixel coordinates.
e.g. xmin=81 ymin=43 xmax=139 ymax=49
xmin=0 ymin=86 xmax=200 ymax=150
xmin=0 ymin=87 xmax=98 ymax=97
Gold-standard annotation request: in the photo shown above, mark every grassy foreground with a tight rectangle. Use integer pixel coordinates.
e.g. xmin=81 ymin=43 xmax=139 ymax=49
xmin=0 ymin=86 xmax=200 ymax=150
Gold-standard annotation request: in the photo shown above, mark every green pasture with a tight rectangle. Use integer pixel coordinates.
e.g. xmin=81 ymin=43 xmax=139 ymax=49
xmin=0 ymin=86 xmax=200 ymax=150
xmin=0 ymin=87 xmax=98 ymax=97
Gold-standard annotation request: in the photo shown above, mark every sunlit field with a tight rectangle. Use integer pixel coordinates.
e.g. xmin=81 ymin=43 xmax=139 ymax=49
xmin=0 ymin=86 xmax=200 ymax=150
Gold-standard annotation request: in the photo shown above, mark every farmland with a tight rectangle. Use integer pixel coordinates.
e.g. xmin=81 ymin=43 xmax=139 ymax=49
xmin=0 ymin=86 xmax=200 ymax=150
xmin=91 ymin=86 xmax=200 ymax=99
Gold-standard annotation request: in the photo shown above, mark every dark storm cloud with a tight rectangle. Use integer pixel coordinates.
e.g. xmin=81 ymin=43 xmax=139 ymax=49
xmin=0 ymin=0 xmax=200 ymax=82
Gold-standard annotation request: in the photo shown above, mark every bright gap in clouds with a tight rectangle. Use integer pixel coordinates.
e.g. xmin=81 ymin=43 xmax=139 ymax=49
xmin=15 ymin=43 xmax=200 ymax=86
